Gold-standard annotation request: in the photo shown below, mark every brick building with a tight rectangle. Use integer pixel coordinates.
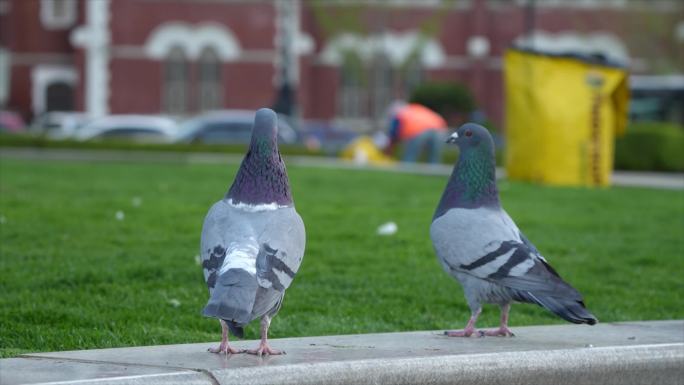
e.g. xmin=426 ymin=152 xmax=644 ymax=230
xmin=0 ymin=0 xmax=681 ymax=130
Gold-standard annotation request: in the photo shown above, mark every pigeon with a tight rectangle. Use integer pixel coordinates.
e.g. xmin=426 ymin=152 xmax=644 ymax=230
xmin=200 ymin=108 xmax=305 ymax=355
xmin=430 ymin=123 xmax=597 ymax=337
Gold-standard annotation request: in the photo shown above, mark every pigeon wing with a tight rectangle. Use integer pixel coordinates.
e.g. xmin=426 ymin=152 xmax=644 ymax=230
xmin=432 ymin=207 xmax=582 ymax=300
xmin=459 ymin=237 xmax=582 ymax=300
xmin=255 ymin=208 xmax=306 ymax=292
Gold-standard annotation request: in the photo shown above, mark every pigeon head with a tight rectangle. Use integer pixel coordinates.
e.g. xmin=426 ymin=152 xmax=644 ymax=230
xmin=251 ymin=108 xmax=278 ymax=149
xmin=446 ymin=123 xmax=495 ymax=155
xmin=434 ymin=123 xmax=499 ymax=219
xmin=226 ymin=108 xmax=293 ymax=207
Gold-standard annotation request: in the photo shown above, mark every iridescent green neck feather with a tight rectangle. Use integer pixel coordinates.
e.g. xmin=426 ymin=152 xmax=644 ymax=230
xmin=434 ymin=144 xmax=499 ymax=219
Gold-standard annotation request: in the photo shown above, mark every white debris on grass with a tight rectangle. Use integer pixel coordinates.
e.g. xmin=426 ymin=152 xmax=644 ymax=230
xmin=377 ymin=221 xmax=398 ymax=236
xmin=168 ymin=298 xmax=181 ymax=308
xmin=115 ymin=210 xmax=125 ymax=221
xmin=194 ymin=254 xmax=201 ymax=265
xmin=132 ymin=196 xmax=143 ymax=207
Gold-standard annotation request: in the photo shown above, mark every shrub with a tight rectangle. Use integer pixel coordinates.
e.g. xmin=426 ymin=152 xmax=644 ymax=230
xmin=0 ymin=133 xmax=323 ymax=157
xmin=409 ymin=81 xmax=475 ymax=119
xmin=614 ymin=122 xmax=684 ymax=172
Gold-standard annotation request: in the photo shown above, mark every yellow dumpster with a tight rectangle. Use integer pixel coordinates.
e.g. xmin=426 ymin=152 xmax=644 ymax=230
xmin=504 ymin=48 xmax=629 ymax=186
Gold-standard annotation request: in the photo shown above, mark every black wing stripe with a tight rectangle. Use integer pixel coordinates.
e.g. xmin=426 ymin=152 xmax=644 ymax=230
xmin=460 ymin=240 xmax=517 ymax=271
xmin=488 ymin=247 xmax=530 ymax=279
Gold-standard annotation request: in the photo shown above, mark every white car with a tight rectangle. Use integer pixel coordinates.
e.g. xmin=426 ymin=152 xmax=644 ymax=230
xmin=31 ymin=112 xmax=93 ymax=139
xmin=75 ymin=115 xmax=177 ymax=143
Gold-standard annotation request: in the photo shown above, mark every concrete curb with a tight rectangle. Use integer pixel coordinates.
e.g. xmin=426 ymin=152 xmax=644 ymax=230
xmin=210 ymin=343 xmax=684 ymax=385
xmin=2 ymin=321 xmax=683 ymax=385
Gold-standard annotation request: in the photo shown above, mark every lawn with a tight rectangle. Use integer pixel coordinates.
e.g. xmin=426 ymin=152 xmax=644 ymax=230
xmin=0 ymin=157 xmax=682 ymax=358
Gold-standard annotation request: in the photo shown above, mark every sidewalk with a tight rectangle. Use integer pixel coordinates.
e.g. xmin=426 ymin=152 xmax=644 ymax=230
xmin=2 ymin=147 xmax=683 ymax=190
xmin=1 ymin=320 xmax=682 ymax=385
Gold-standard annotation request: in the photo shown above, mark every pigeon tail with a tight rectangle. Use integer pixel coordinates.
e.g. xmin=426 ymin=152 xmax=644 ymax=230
xmin=513 ymin=291 xmax=598 ymax=325
xmin=202 ymin=268 xmax=257 ymax=326
xmin=225 ymin=320 xmax=245 ymax=339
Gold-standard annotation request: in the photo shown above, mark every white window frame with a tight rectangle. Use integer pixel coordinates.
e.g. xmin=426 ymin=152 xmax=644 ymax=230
xmin=31 ymin=65 xmax=78 ymax=115
xmin=197 ymin=46 xmax=223 ymax=111
xmin=0 ymin=48 xmax=9 ymax=106
xmin=162 ymin=46 xmax=189 ymax=115
xmin=40 ymin=0 xmax=77 ymax=30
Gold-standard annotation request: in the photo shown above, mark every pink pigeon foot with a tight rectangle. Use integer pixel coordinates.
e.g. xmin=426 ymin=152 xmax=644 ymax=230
xmin=208 ymin=320 xmax=244 ymax=354
xmin=444 ymin=326 xmax=479 ymax=337
xmin=208 ymin=342 xmax=244 ymax=354
xmin=480 ymin=326 xmax=515 ymax=337
xmin=246 ymin=341 xmax=285 ymax=356
xmin=445 ymin=309 xmax=482 ymax=337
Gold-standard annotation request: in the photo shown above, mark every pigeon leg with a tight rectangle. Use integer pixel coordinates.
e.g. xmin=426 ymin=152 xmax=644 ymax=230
xmin=246 ymin=315 xmax=285 ymax=356
xmin=208 ymin=319 xmax=244 ymax=354
xmin=481 ymin=304 xmax=515 ymax=337
xmin=445 ymin=308 xmax=481 ymax=337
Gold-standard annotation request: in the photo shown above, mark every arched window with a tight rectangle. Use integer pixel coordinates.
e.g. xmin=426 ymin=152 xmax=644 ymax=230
xmin=163 ymin=46 xmax=188 ymax=115
xmin=401 ymin=54 xmax=423 ymax=99
xmin=197 ymin=47 xmax=223 ymax=111
xmin=338 ymin=51 xmax=366 ymax=119
xmin=371 ymin=52 xmax=393 ymax=121
xmin=46 ymin=81 xmax=74 ymax=111
xmin=40 ymin=0 xmax=77 ymax=30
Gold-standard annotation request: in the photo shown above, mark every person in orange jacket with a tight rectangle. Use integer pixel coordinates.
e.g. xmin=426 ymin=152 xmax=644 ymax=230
xmin=384 ymin=102 xmax=448 ymax=163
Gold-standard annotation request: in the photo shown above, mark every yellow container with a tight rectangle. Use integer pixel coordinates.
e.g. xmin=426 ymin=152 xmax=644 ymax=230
xmin=504 ymin=49 xmax=629 ymax=186
xmin=339 ymin=136 xmax=396 ymax=165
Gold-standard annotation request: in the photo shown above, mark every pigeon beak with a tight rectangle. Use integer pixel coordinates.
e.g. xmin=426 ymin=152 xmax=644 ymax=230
xmin=446 ymin=132 xmax=459 ymax=144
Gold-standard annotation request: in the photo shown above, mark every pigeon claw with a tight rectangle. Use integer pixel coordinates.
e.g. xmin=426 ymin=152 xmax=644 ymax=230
xmin=480 ymin=327 xmax=515 ymax=337
xmin=208 ymin=344 xmax=244 ymax=355
xmin=444 ymin=327 xmax=477 ymax=337
xmin=246 ymin=342 xmax=285 ymax=356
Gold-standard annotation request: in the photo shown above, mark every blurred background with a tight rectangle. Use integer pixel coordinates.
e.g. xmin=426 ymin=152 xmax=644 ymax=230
xmin=0 ymin=0 xmax=682 ymax=170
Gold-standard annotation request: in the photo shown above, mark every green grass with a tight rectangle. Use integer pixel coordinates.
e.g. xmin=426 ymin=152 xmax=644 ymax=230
xmin=1 ymin=157 xmax=683 ymax=358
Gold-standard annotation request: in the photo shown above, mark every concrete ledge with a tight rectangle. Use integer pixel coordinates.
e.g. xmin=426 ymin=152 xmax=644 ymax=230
xmin=213 ymin=344 xmax=683 ymax=385
xmin=1 ymin=320 xmax=682 ymax=385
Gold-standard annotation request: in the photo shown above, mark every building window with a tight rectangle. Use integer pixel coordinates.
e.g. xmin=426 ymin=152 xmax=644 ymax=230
xmin=0 ymin=48 xmax=9 ymax=106
xmin=401 ymin=55 xmax=423 ymax=99
xmin=197 ymin=47 xmax=223 ymax=111
xmin=371 ymin=53 xmax=394 ymax=121
xmin=163 ymin=46 xmax=188 ymax=115
xmin=40 ymin=0 xmax=77 ymax=30
xmin=31 ymin=65 xmax=77 ymax=116
xmin=45 ymin=82 xmax=75 ymax=111
xmin=338 ymin=52 xmax=367 ymax=119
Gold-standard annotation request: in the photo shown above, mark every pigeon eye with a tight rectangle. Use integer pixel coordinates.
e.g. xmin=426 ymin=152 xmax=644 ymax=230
xmin=465 ymin=130 xmax=473 ymax=137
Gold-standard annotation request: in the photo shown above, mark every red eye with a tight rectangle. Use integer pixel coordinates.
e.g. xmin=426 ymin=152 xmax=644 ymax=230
xmin=465 ymin=130 xmax=473 ymax=137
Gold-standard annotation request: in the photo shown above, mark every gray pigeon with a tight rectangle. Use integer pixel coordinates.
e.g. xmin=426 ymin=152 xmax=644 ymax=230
xmin=200 ymin=108 xmax=305 ymax=355
xmin=430 ymin=123 xmax=597 ymax=337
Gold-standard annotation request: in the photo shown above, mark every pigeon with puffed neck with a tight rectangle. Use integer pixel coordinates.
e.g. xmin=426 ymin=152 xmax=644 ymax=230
xmin=431 ymin=123 xmax=597 ymax=337
xmin=200 ymin=108 xmax=305 ymax=355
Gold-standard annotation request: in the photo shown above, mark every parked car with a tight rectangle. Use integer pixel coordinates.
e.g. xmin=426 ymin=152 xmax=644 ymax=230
xmin=174 ymin=110 xmax=298 ymax=145
xmin=630 ymin=75 xmax=684 ymax=125
xmin=75 ymin=115 xmax=177 ymax=143
xmin=31 ymin=112 xmax=92 ymax=139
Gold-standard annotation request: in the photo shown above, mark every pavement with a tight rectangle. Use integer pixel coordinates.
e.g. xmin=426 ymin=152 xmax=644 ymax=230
xmin=1 ymin=320 xmax=682 ymax=385
xmin=1 ymin=147 xmax=683 ymax=189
